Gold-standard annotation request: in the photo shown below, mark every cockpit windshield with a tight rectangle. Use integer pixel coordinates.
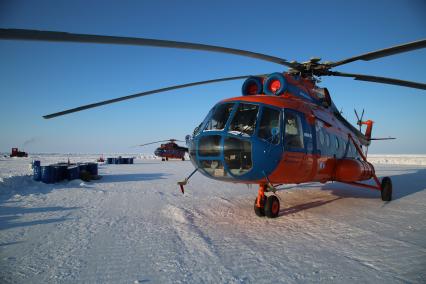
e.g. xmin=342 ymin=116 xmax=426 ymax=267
xmin=228 ymin=103 xmax=259 ymax=136
xmin=204 ymin=103 xmax=235 ymax=131
xmin=258 ymin=106 xmax=281 ymax=144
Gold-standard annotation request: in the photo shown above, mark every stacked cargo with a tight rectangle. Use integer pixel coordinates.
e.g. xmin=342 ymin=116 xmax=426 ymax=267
xmin=106 ymin=156 xmax=134 ymax=164
xmin=33 ymin=161 xmax=100 ymax=184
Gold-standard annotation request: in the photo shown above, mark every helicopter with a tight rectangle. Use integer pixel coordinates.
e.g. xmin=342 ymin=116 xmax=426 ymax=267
xmin=139 ymin=139 xmax=188 ymax=161
xmin=1 ymin=28 xmax=425 ymax=218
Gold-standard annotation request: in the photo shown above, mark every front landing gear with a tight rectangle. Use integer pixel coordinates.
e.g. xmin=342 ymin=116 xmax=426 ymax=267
xmin=265 ymin=195 xmax=280 ymax=218
xmin=381 ymin=177 xmax=392 ymax=201
xmin=254 ymin=184 xmax=280 ymax=218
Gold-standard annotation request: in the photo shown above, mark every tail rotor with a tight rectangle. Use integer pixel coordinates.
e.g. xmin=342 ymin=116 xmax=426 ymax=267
xmin=354 ymin=109 xmax=365 ymax=131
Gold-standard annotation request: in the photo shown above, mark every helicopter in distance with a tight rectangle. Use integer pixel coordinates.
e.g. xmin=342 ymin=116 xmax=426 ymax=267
xmin=139 ymin=139 xmax=188 ymax=161
xmin=1 ymin=28 xmax=425 ymax=218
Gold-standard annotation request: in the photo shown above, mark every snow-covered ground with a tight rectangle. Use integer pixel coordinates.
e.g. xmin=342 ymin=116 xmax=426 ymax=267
xmin=0 ymin=154 xmax=425 ymax=283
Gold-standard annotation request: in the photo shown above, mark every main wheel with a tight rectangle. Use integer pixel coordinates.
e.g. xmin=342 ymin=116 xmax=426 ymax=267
xmin=265 ymin=195 xmax=280 ymax=218
xmin=254 ymin=196 xmax=267 ymax=217
xmin=381 ymin=177 xmax=392 ymax=201
xmin=182 ymin=157 xmax=185 ymax=161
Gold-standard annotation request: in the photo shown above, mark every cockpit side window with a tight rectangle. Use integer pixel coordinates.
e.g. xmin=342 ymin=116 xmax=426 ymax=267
xmin=258 ymin=106 xmax=281 ymax=144
xmin=284 ymin=111 xmax=304 ymax=149
xmin=204 ymin=103 xmax=235 ymax=131
xmin=228 ymin=103 xmax=259 ymax=136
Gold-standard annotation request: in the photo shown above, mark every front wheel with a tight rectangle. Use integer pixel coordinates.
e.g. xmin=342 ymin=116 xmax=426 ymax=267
xmin=265 ymin=195 xmax=280 ymax=218
xmin=381 ymin=177 xmax=392 ymax=201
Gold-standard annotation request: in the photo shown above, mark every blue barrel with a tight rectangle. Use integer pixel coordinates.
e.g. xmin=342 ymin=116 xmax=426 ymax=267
xmin=115 ymin=158 xmax=120 ymax=164
xmin=107 ymin=157 xmax=113 ymax=164
xmin=41 ymin=166 xmax=54 ymax=184
xmin=87 ymin=163 xmax=98 ymax=176
xmin=33 ymin=160 xmax=41 ymax=167
xmin=67 ymin=166 xmax=80 ymax=180
xmin=78 ymin=163 xmax=88 ymax=172
xmin=53 ymin=164 xmax=68 ymax=181
xmin=33 ymin=165 xmax=42 ymax=181
xmin=123 ymin=158 xmax=129 ymax=164
xmin=129 ymin=158 xmax=134 ymax=164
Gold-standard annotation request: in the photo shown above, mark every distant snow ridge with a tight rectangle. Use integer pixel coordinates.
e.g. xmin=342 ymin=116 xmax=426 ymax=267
xmin=368 ymin=155 xmax=426 ymax=166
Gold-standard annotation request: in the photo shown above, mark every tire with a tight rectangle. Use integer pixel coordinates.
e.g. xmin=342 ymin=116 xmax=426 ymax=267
xmin=381 ymin=177 xmax=392 ymax=201
xmin=182 ymin=157 xmax=185 ymax=161
xmin=254 ymin=196 xmax=267 ymax=217
xmin=265 ymin=195 xmax=280 ymax=218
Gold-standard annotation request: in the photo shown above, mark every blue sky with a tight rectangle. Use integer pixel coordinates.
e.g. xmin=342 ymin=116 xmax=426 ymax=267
xmin=0 ymin=0 xmax=425 ymax=154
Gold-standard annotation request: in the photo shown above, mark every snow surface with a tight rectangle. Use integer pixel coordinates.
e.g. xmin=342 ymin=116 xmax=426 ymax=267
xmin=0 ymin=154 xmax=425 ymax=283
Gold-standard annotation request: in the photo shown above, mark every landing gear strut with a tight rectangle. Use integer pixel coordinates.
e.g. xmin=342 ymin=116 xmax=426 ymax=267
xmin=254 ymin=195 xmax=266 ymax=217
xmin=254 ymin=184 xmax=280 ymax=218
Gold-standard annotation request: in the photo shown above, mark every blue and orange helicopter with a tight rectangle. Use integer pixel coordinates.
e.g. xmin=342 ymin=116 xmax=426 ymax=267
xmin=1 ymin=29 xmax=425 ymax=218
xmin=139 ymin=139 xmax=188 ymax=161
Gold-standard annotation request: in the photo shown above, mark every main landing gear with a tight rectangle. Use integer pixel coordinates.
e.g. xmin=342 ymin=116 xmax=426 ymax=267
xmin=347 ymin=134 xmax=393 ymax=202
xmin=254 ymin=184 xmax=280 ymax=218
xmin=381 ymin=176 xmax=392 ymax=201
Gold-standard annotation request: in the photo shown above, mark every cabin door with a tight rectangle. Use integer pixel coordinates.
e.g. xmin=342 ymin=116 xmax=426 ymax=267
xmin=282 ymin=110 xmax=313 ymax=182
xmin=252 ymin=105 xmax=284 ymax=178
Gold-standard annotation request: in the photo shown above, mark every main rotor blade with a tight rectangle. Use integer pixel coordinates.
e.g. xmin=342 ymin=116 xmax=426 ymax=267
xmin=139 ymin=139 xmax=185 ymax=146
xmin=329 ymin=39 xmax=426 ymax=68
xmin=139 ymin=140 xmax=171 ymax=147
xmin=0 ymin=28 xmax=296 ymax=68
xmin=369 ymin=137 xmax=396 ymax=141
xmin=328 ymin=71 xmax=426 ymax=90
xmin=43 ymin=74 xmax=264 ymax=119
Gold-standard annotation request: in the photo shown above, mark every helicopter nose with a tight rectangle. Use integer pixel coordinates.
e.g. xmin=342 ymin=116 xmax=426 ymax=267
xmin=189 ymin=134 xmax=259 ymax=180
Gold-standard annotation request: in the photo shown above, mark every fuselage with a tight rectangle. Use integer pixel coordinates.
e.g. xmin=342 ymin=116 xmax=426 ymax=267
xmin=187 ymin=74 xmax=371 ymax=185
xmin=154 ymin=142 xmax=187 ymax=159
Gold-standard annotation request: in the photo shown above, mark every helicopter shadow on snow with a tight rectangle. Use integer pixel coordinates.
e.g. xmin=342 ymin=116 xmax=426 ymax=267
xmin=278 ymin=168 xmax=426 ymax=216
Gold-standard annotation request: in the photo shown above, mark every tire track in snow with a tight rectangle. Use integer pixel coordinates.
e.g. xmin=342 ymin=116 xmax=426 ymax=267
xmin=164 ymin=204 xmax=244 ymax=283
xmin=166 ymin=197 xmax=300 ymax=283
